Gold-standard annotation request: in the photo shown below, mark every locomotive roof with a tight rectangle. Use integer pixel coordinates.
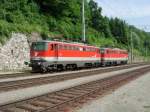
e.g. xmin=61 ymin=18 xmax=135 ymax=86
xmin=100 ymin=47 xmax=127 ymax=51
xmin=34 ymin=40 xmax=100 ymax=48
xmin=33 ymin=40 xmax=127 ymax=51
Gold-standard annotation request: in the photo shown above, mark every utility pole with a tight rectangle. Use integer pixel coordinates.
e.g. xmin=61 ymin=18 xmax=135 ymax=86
xmin=130 ymin=31 xmax=133 ymax=63
xmin=82 ymin=0 xmax=86 ymax=43
xmin=145 ymin=44 xmax=147 ymax=62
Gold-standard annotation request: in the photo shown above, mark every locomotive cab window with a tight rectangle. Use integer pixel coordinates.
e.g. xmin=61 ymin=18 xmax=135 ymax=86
xmin=50 ymin=44 xmax=53 ymax=50
xmin=31 ymin=42 xmax=48 ymax=51
xmin=50 ymin=44 xmax=58 ymax=50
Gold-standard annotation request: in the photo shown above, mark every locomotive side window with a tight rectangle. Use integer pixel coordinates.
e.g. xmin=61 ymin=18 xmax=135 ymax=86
xmin=89 ymin=48 xmax=95 ymax=52
xmin=64 ymin=45 xmax=67 ymax=50
xmin=59 ymin=45 xmax=61 ymax=50
xmin=66 ymin=45 xmax=69 ymax=50
xmin=83 ymin=47 xmax=86 ymax=51
xmin=74 ymin=46 xmax=77 ymax=51
xmin=54 ymin=44 xmax=58 ymax=50
xmin=72 ymin=46 xmax=76 ymax=50
xmin=100 ymin=49 xmax=105 ymax=54
xmin=68 ymin=45 xmax=71 ymax=50
xmin=79 ymin=47 xmax=83 ymax=51
xmin=98 ymin=49 xmax=100 ymax=53
xmin=86 ymin=48 xmax=89 ymax=51
xmin=70 ymin=46 xmax=74 ymax=50
xmin=61 ymin=45 xmax=65 ymax=50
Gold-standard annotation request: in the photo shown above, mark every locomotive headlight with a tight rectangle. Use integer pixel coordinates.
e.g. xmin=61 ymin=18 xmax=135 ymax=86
xmin=37 ymin=62 xmax=41 ymax=65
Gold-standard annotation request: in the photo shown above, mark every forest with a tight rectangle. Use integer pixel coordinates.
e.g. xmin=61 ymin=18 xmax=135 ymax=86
xmin=0 ymin=0 xmax=150 ymax=57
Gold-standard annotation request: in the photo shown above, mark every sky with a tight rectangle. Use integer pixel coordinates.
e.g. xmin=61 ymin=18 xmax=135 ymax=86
xmin=94 ymin=0 xmax=150 ymax=31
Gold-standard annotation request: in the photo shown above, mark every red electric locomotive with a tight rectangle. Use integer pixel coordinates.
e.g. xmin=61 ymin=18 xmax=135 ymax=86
xmin=101 ymin=48 xmax=128 ymax=66
xmin=30 ymin=40 xmax=101 ymax=72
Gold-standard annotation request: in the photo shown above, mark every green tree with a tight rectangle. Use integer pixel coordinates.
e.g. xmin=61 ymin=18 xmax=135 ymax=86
xmin=89 ymin=0 xmax=112 ymax=38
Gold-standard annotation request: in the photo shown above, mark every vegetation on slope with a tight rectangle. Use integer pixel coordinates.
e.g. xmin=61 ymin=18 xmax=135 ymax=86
xmin=0 ymin=0 xmax=150 ymax=57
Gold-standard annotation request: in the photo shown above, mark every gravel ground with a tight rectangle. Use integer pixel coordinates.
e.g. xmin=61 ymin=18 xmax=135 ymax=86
xmin=0 ymin=71 xmax=23 ymax=75
xmin=76 ymin=72 xmax=150 ymax=112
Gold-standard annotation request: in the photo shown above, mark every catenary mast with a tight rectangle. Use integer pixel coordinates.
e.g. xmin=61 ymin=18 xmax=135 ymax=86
xmin=82 ymin=0 xmax=86 ymax=43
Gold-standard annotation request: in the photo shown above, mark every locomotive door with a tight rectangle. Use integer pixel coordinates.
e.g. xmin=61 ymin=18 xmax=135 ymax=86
xmin=101 ymin=49 xmax=105 ymax=65
xmin=54 ymin=44 xmax=58 ymax=61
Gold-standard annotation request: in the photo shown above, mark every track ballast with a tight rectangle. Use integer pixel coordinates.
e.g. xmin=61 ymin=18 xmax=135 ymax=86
xmin=0 ymin=65 xmax=150 ymax=112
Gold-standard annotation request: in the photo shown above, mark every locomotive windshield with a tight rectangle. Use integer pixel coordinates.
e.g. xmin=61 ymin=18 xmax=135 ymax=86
xmin=31 ymin=42 xmax=48 ymax=51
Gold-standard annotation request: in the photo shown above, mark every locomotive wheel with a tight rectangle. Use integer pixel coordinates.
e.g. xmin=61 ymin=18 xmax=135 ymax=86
xmin=41 ymin=66 xmax=47 ymax=73
xmin=71 ymin=64 xmax=77 ymax=70
xmin=65 ymin=64 xmax=77 ymax=70
xmin=57 ymin=65 xmax=64 ymax=71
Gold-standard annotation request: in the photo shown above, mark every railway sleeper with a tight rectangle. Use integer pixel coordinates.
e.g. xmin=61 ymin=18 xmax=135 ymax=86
xmin=16 ymin=103 xmax=43 ymax=111
xmin=75 ymin=88 xmax=94 ymax=92
xmin=70 ymin=89 xmax=89 ymax=94
xmin=63 ymin=91 xmax=83 ymax=96
xmin=30 ymin=100 xmax=51 ymax=107
xmin=44 ymin=98 xmax=64 ymax=104
xmin=47 ymin=95 xmax=70 ymax=101
xmin=38 ymin=99 xmax=56 ymax=107
xmin=81 ymin=86 xmax=101 ymax=91
xmin=3 ymin=107 xmax=27 ymax=112
xmin=66 ymin=88 xmax=88 ymax=93
xmin=56 ymin=93 xmax=77 ymax=98
xmin=49 ymin=94 xmax=71 ymax=99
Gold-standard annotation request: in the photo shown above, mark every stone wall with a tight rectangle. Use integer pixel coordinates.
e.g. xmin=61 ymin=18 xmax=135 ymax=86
xmin=0 ymin=33 xmax=41 ymax=71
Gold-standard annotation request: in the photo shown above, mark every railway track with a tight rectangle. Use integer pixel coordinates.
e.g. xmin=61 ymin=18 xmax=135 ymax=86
xmin=0 ymin=72 xmax=37 ymax=79
xmin=0 ymin=64 xmax=150 ymax=112
xmin=0 ymin=63 xmax=148 ymax=92
xmin=0 ymin=63 xmax=146 ymax=80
